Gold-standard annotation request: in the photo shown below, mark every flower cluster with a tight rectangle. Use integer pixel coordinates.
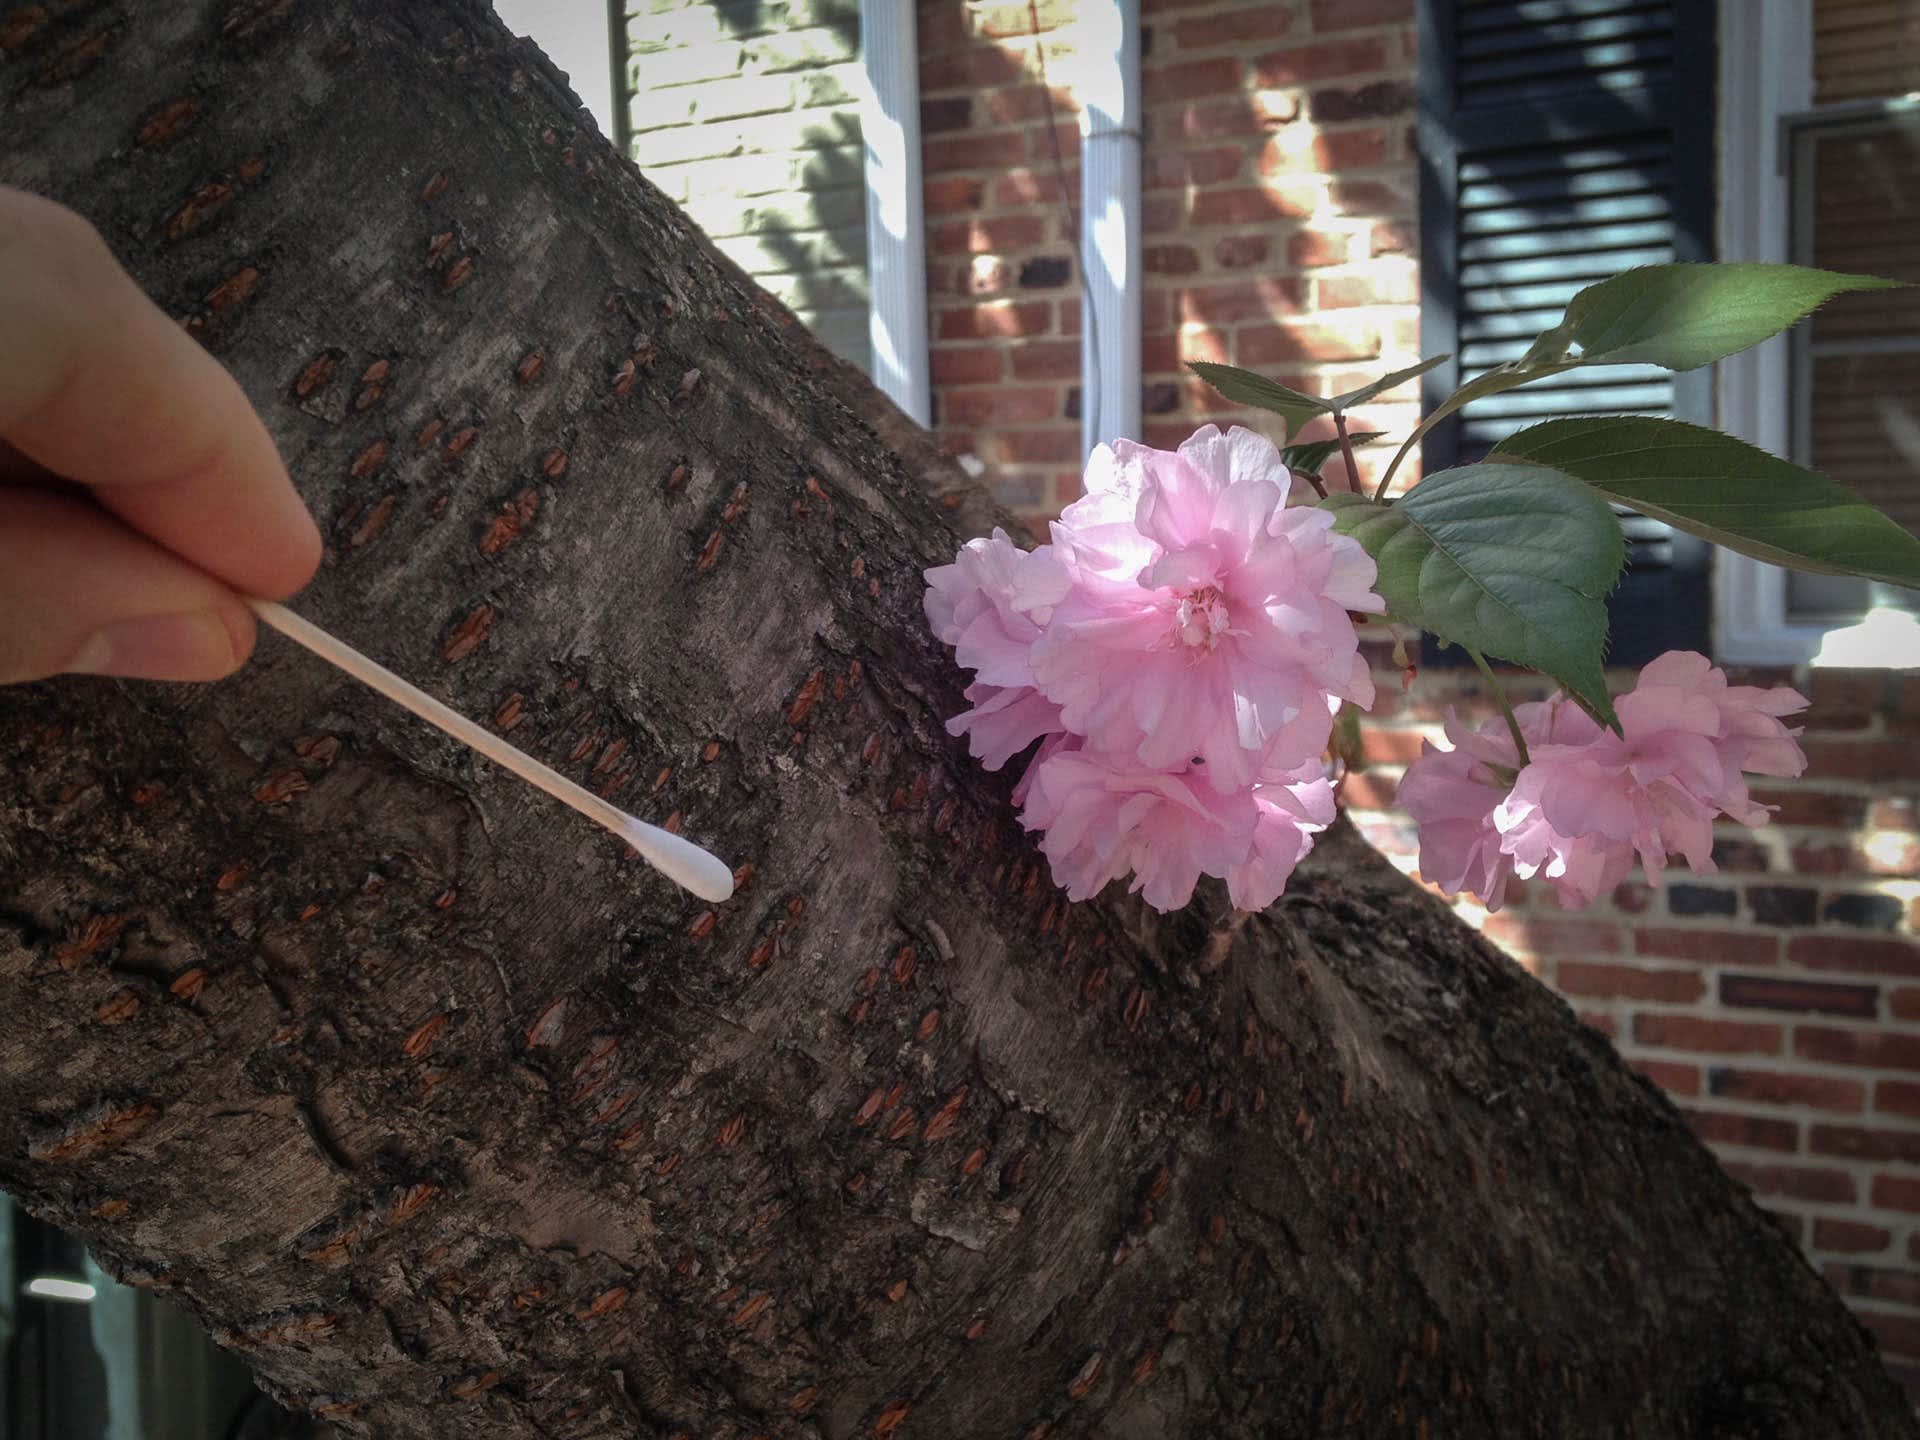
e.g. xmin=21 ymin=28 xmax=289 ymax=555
xmin=925 ymin=425 xmax=1382 ymax=911
xmin=1397 ymin=651 xmax=1808 ymax=911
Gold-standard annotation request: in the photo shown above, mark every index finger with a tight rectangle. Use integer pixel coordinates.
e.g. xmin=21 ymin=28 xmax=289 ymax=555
xmin=0 ymin=188 xmax=321 ymax=600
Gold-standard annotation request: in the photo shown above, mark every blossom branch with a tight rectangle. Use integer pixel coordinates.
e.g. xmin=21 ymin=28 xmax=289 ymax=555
xmin=1467 ymin=645 xmax=1531 ymax=769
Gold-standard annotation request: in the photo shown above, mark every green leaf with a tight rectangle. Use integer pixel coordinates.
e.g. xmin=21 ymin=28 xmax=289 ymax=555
xmin=1562 ymin=263 xmax=1906 ymax=371
xmin=1491 ymin=416 xmax=1920 ymax=591
xmin=1187 ymin=354 xmax=1452 ymax=437
xmin=1377 ymin=360 xmax=1579 ymax=497
xmin=1323 ymin=463 xmax=1626 ymax=726
xmin=1325 ymin=355 xmax=1450 ymax=412
xmin=1184 ymin=362 xmax=1326 ymax=435
xmin=1281 ymin=431 xmax=1384 ymax=478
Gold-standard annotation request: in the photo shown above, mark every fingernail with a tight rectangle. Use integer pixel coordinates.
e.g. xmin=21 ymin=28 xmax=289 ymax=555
xmin=66 ymin=611 xmax=243 ymax=681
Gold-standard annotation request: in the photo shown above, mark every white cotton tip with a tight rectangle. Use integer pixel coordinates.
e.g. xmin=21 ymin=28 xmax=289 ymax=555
xmin=247 ymin=598 xmax=739 ymax=905
xmin=623 ymin=820 xmax=737 ymax=904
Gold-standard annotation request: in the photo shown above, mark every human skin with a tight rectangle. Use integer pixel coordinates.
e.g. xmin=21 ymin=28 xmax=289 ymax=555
xmin=0 ymin=186 xmax=319 ymax=684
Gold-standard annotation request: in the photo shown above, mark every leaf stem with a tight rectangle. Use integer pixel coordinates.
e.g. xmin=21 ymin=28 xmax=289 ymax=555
xmin=1334 ymin=411 xmax=1358 ymax=495
xmin=1467 ymin=646 xmax=1531 ymax=769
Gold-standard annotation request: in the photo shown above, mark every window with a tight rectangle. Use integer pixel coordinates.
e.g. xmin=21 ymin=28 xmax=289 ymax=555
xmin=1417 ymin=0 xmax=1718 ymax=665
xmin=1717 ymin=0 xmax=1920 ymax=666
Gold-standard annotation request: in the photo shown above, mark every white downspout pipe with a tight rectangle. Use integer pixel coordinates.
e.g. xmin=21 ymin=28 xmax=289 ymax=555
xmin=1079 ymin=0 xmax=1142 ymax=455
xmin=859 ymin=0 xmax=932 ymax=428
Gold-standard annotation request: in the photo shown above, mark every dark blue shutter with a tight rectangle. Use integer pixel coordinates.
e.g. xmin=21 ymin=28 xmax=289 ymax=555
xmin=1417 ymin=0 xmax=1717 ymax=663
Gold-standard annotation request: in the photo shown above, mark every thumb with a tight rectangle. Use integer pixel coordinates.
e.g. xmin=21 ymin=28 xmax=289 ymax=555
xmin=0 ymin=488 xmax=257 ymax=684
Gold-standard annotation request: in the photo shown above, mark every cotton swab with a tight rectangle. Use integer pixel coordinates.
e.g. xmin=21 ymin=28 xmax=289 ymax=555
xmin=246 ymin=599 xmax=735 ymax=904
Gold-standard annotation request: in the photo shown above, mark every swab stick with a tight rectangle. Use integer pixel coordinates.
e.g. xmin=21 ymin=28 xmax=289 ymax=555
xmin=247 ymin=599 xmax=734 ymax=904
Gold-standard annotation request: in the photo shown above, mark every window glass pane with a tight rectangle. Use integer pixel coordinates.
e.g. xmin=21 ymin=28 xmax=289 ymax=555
xmin=1787 ymin=112 xmax=1920 ymax=621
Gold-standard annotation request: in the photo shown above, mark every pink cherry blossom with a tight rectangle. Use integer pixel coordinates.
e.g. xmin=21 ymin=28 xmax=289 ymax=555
xmin=1031 ymin=425 xmax=1380 ymax=792
xmin=924 ymin=528 xmax=1070 ymax=770
xmin=1018 ymin=749 xmax=1334 ymax=912
xmin=1397 ymin=654 xmax=1808 ymax=911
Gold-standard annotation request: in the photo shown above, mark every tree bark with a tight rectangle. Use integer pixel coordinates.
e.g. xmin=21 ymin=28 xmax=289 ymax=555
xmin=0 ymin=3 xmax=1911 ymax=1437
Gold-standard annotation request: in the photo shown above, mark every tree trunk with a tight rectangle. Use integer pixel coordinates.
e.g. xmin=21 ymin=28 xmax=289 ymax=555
xmin=0 ymin=4 xmax=1910 ymax=1437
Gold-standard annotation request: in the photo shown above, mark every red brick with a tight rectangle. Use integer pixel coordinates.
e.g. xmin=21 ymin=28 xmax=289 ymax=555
xmin=937 ymin=303 xmax=1052 ymax=340
xmin=941 ymin=386 xmax=1060 ymax=427
xmin=925 ymin=176 xmax=988 ymax=215
xmin=1722 ymin=1160 xmax=1856 ymax=1204
xmin=1372 ymin=220 xmax=1415 ymax=256
xmin=1286 ymin=229 xmax=1349 ymax=267
xmin=920 ymin=47 xmax=1029 ymax=92
xmin=1318 ymin=272 xmax=1418 ymax=308
xmin=924 ymin=132 xmax=1029 ymax=174
xmin=1579 ymin=1009 xmax=1617 ymax=1039
xmin=1815 ymin=1218 xmax=1892 ymax=1255
xmin=1318 ymin=127 xmax=1392 ymax=170
xmin=1811 ymin=1123 xmax=1920 ymax=1163
xmin=1875 ymin=1175 xmax=1920 ymax=1214
xmin=1214 ymin=234 xmax=1273 ymax=269
xmin=982 ymin=84 xmax=1076 ymax=125
xmin=1803 ymin=738 xmax=1920 ymax=781
xmin=1141 ymin=193 xmax=1185 ymax=235
xmin=1811 ymin=669 xmax=1892 ymax=714
xmin=1310 ymin=0 xmax=1413 ymax=28
xmin=988 ymin=428 xmax=1081 ymax=465
xmin=1180 ymin=277 xmax=1306 ymax=325
xmin=1785 ymin=936 xmax=1920 ymax=979
xmin=1879 ymin=1079 xmax=1920 ymax=1118
xmin=931 ymin=214 xmax=1047 ymax=255
xmin=992 ymin=167 xmax=1080 ymax=207
xmin=1709 ymin=1067 xmax=1865 ymax=1111
xmin=930 ymin=348 xmax=1005 ymax=385
xmin=1630 ymin=1058 xmax=1702 ymax=1096
xmin=961 ymin=256 xmax=1012 ymax=295
xmin=1144 ymin=244 xmax=1201 ymax=276
xmin=1190 ymin=186 xmax=1318 ymax=226
xmin=1634 ymin=1014 xmax=1782 ymax=1055
xmin=1328 ymin=178 xmax=1414 ymax=216
xmin=1719 ymin=974 xmax=1879 ymax=1018
xmin=1634 ymin=926 xmax=1779 ymax=965
xmin=1143 ymin=57 xmax=1243 ymax=106
xmin=1239 ymin=320 xmax=1378 ymax=365
xmin=1557 ymin=962 xmax=1703 ymax=1004
xmin=1611 ymin=882 xmax=1657 ymax=915
xmin=1144 ymin=147 xmax=1243 ymax=189
xmin=1859 ymin=1308 xmax=1920 ymax=1357
xmin=1165 ymin=97 xmax=1273 ymax=141
xmin=1832 ymin=1264 xmax=1920 ymax=1309
xmin=1751 ymin=787 xmax=1867 ymax=828
xmin=1174 ymin=8 xmax=1296 ymax=48
xmin=1254 ymin=37 xmax=1391 ymax=87
xmin=1008 ymin=340 xmax=1081 ymax=380
xmin=1483 ymin=914 xmax=1622 ymax=957
xmin=1677 ymin=1108 xmax=1798 ymax=1152
xmin=976 ymin=0 xmax=1074 ymax=37
xmin=1892 ymin=987 xmax=1920 ymax=1021
xmin=1795 ymin=1026 xmax=1920 ymax=1071
xmin=1359 ymin=729 xmax=1426 ymax=763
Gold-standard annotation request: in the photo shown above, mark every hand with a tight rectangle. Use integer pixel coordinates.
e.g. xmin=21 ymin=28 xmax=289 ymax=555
xmin=0 ymin=187 xmax=320 ymax=684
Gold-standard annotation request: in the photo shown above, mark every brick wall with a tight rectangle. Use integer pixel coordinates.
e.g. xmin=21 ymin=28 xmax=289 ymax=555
xmin=627 ymin=0 xmax=872 ymax=368
xmin=918 ymin=0 xmax=1420 ymax=525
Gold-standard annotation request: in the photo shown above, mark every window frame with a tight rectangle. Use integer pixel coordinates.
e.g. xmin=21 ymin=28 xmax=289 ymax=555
xmin=1713 ymin=0 xmax=1920 ymax=667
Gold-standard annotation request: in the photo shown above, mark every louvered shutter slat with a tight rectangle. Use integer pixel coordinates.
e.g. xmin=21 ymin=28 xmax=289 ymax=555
xmin=1419 ymin=0 xmax=1715 ymax=665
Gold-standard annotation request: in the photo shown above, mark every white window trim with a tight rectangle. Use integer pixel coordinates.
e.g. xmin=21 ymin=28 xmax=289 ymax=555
xmin=859 ymin=0 xmax=931 ymax=427
xmin=1078 ymin=0 xmax=1143 ymax=456
xmin=1714 ymin=0 xmax=1920 ymax=667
